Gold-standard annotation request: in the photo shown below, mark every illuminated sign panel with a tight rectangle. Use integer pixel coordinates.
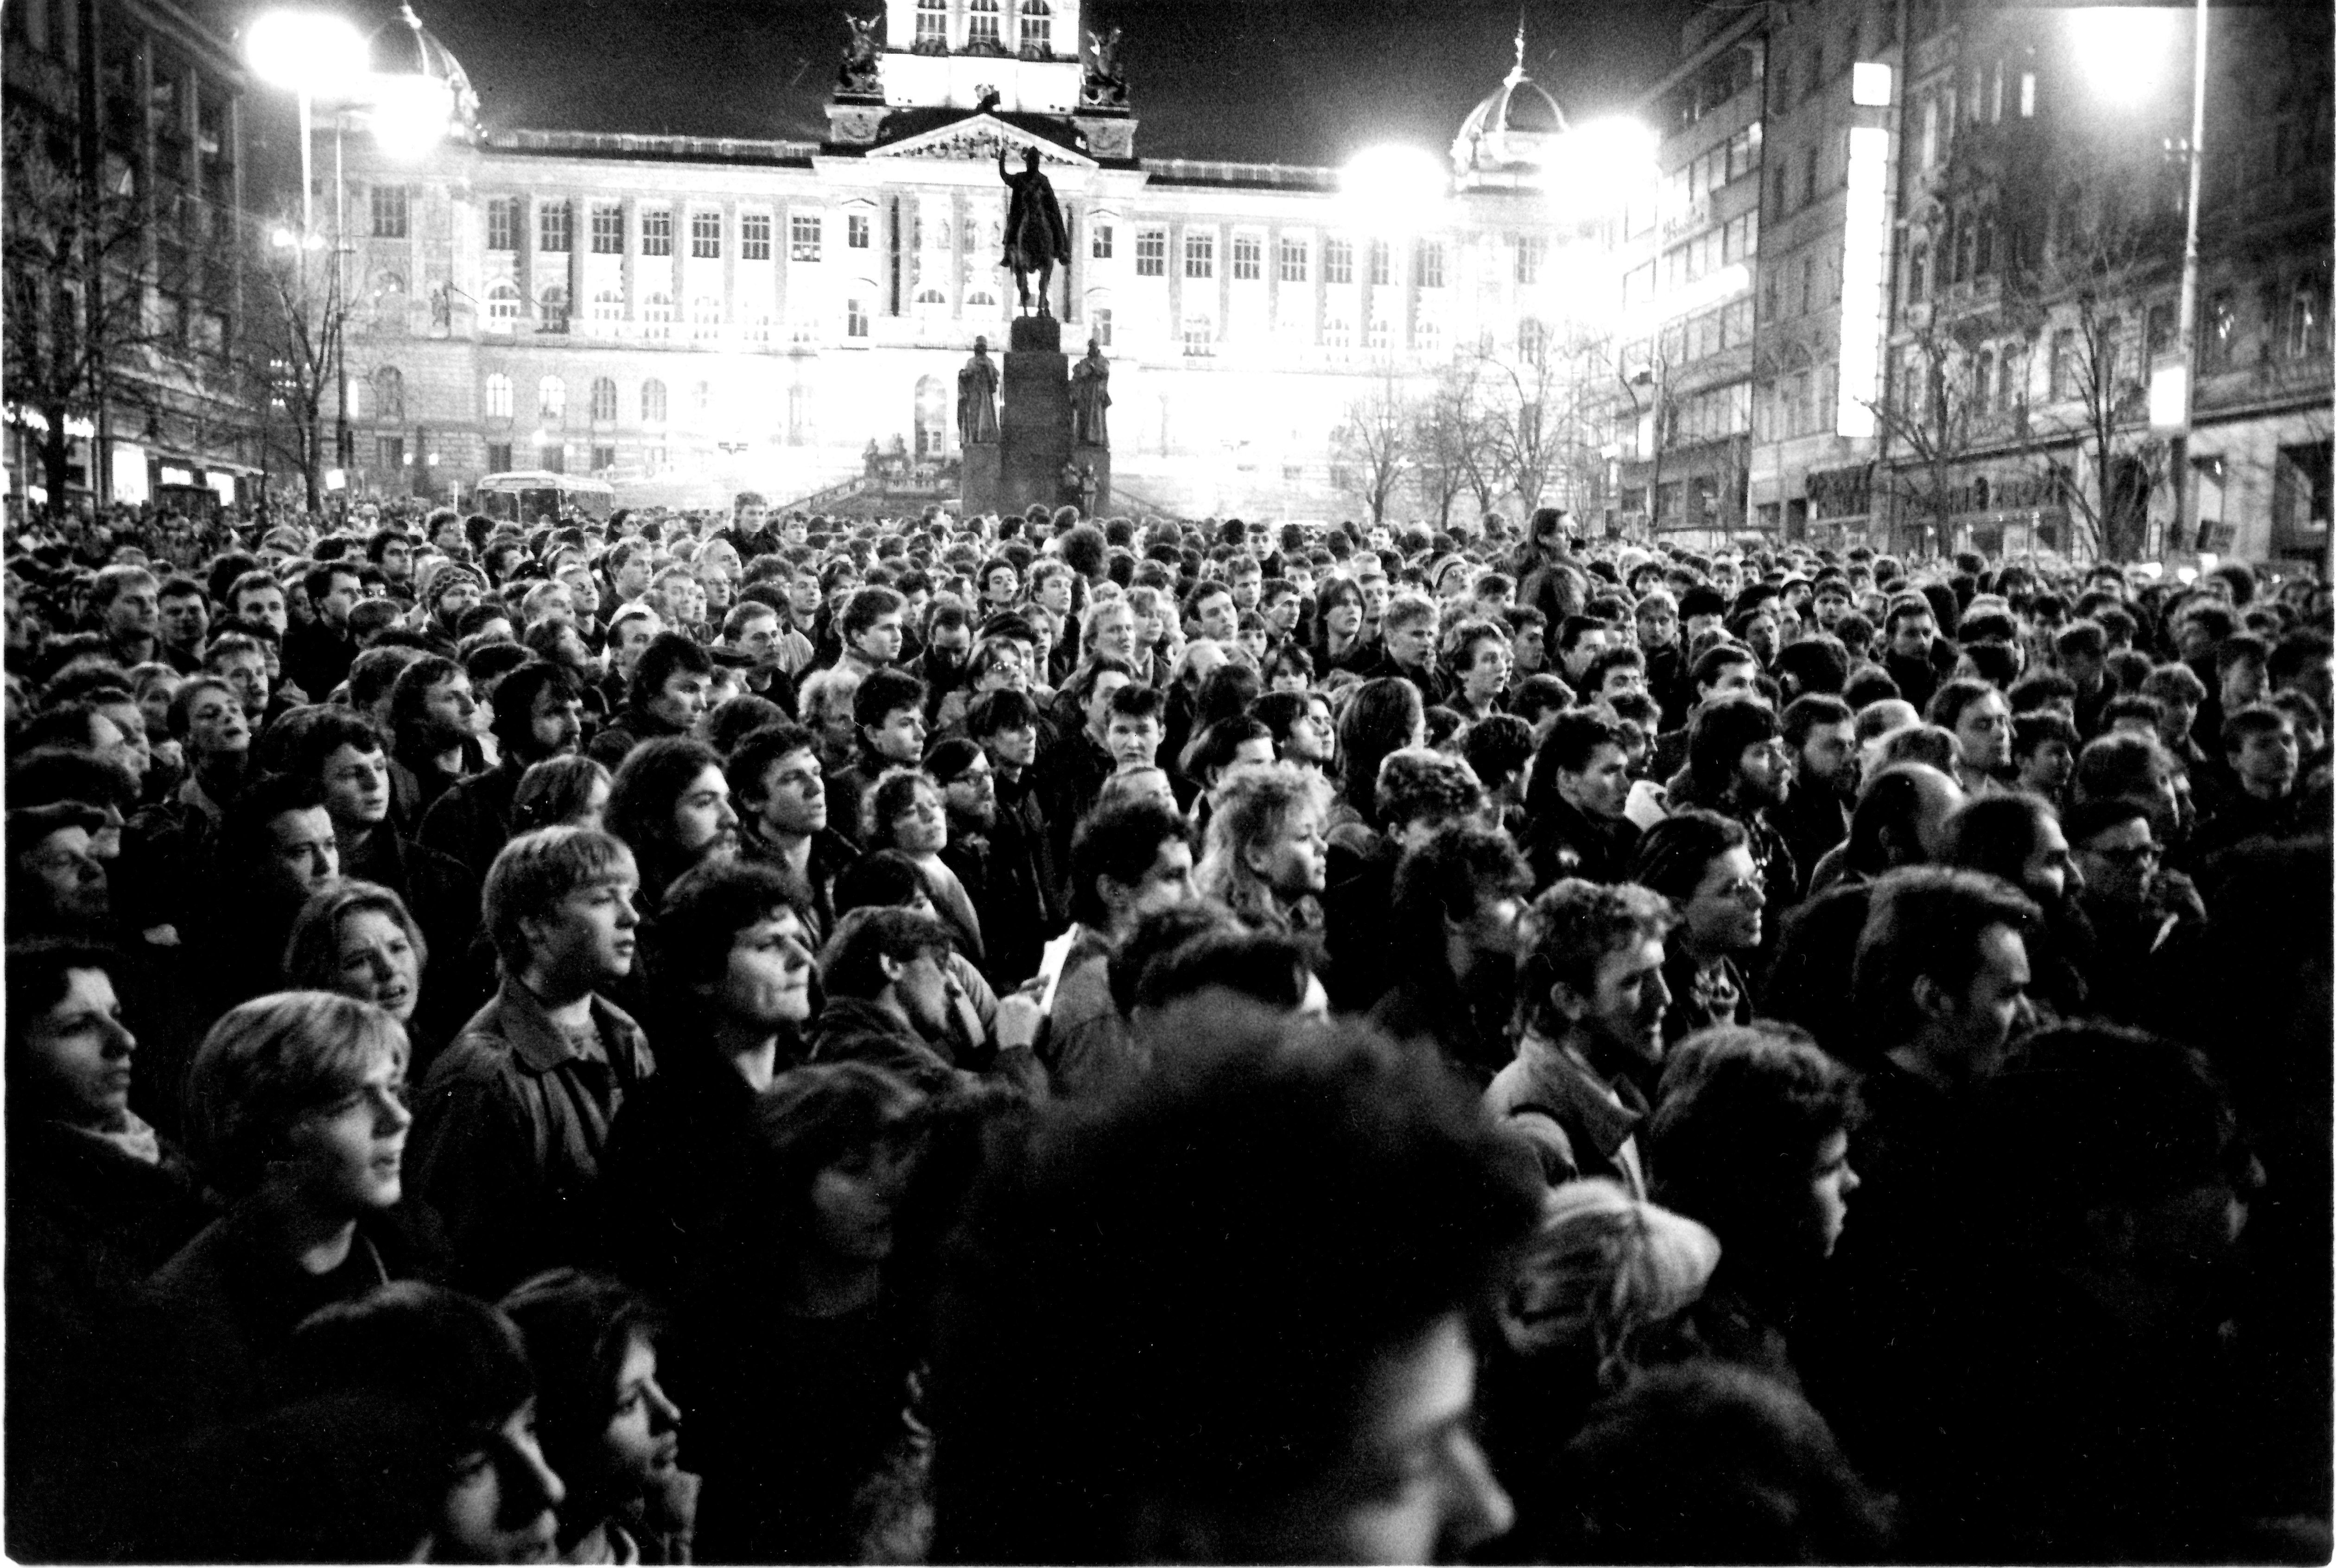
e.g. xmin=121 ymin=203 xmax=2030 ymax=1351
xmin=1836 ymin=126 xmax=1891 ymax=438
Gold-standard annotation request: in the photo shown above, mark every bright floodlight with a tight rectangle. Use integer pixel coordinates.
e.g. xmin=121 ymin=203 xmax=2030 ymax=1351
xmin=1340 ymin=145 xmax=1447 ymax=228
xmin=1542 ymin=116 xmax=1659 ymax=215
xmin=368 ymin=72 xmax=454 ymax=159
xmin=246 ymin=10 xmax=370 ymax=96
xmin=2066 ymin=6 xmax=2179 ymax=107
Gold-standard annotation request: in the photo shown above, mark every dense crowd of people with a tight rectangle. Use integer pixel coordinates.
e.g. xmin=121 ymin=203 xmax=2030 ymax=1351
xmin=6 ymin=487 xmax=2330 ymax=1563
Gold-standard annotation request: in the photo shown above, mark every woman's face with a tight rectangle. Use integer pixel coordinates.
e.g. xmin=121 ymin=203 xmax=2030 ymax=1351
xmin=1682 ymin=844 xmax=1764 ymax=954
xmin=437 ymin=1401 xmax=564 ymax=1565
xmin=1326 ymin=592 xmax=1363 ymax=636
xmin=138 ymin=674 xmax=182 ymax=733
xmin=284 ymin=1050 xmax=412 ymax=1216
xmin=808 ymin=1127 xmax=923 ymax=1264
xmin=890 ymin=782 xmax=948 ymax=856
xmin=334 ymin=908 xmax=422 ymax=1023
xmin=1808 ymin=1131 xmax=1860 ymax=1258
xmin=713 ymin=907 xmax=815 ymax=1028
xmin=570 ymin=774 xmax=612 ymax=833
xmin=1270 ymin=665 xmax=1309 ymax=695
xmin=597 ymin=1334 xmax=683 ymax=1508
xmin=1132 ymin=598 xmax=1166 ymax=647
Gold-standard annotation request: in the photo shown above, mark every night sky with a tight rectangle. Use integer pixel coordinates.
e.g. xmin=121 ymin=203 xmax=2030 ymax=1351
xmin=387 ymin=0 xmax=1701 ymax=165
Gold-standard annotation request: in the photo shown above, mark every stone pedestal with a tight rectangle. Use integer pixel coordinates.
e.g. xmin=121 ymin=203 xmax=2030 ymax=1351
xmin=961 ymin=314 xmax=1076 ymax=518
xmin=1071 ymin=442 xmax=1111 ymax=515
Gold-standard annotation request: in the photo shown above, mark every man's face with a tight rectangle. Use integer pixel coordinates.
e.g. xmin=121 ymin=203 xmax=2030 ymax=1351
xmin=1568 ymin=934 xmax=1670 ymax=1067
xmin=1084 ymin=670 xmax=1132 ymax=739
xmin=1111 ymin=836 xmax=1199 ymax=928
xmin=92 ymin=701 xmax=150 ymax=794
xmin=1105 ymin=711 xmax=1162 ymax=769
xmin=928 ymin=621 xmax=973 ymax=668
xmin=868 ymin=703 xmax=928 ymax=763
xmin=737 ymin=503 xmax=770 ymax=535
xmin=1386 ymin=613 xmax=1439 ymax=670
xmin=1937 ymin=923 xmax=2034 ymax=1077
xmin=1682 ymin=843 xmax=1765 ymax=955
xmin=1562 ymin=628 xmax=1611 ymax=682
xmin=23 ymin=966 xmax=135 ymax=1128
xmin=730 ymin=612 xmax=782 ymax=666
xmin=422 ymin=672 xmax=479 ymax=747
xmin=378 ymin=538 xmax=413 ymax=582
xmin=22 ymin=827 xmax=110 ymax=928
xmin=887 ymin=948 xmax=956 ymax=1040
xmin=237 ymin=585 xmax=292 ymax=636
xmin=613 ymin=616 xmax=661 ymax=674
xmin=527 ymin=688 xmax=584 ymax=759
xmin=1512 ymin=623 xmax=1547 ymax=671
xmin=1798 ymin=719 xmax=1858 ymax=789
xmin=1196 ymin=591 xmax=1238 ymax=643
xmin=943 ymin=755 xmax=998 ymax=828
xmin=1953 ymin=691 xmax=2013 ymax=773
xmin=104 ymin=581 xmax=159 ymax=640
xmin=318 ymin=572 xmax=363 ymax=627
xmin=1228 ymin=569 xmax=1262 ymax=611
xmin=438 ymin=577 xmax=482 ymax=623
xmin=533 ymin=868 xmax=642 ymax=985
xmin=1813 ymin=589 xmax=1850 ymax=628
xmin=1036 ymin=573 xmax=1072 ymax=615
xmin=2232 ymin=721 xmax=2299 ymax=797
xmin=183 ymin=682 xmax=249 ymax=757
xmin=853 ymin=610 xmax=905 ymax=665
xmin=983 ymin=565 xmax=1019 ymax=606
xmin=217 ymin=650 xmax=269 ymax=719
xmin=2074 ymin=817 xmax=2161 ymax=907
xmin=615 ymin=552 xmax=652 ymax=597
xmin=1636 ymin=604 xmax=1678 ymax=650
xmin=1359 ymin=574 xmax=1390 ymax=621
xmin=265 ymin=806 xmax=341 ymax=903
xmin=982 ymin=722 xmax=1037 ymax=773
xmin=159 ymin=590 xmax=210 ymax=649
xmin=1593 ymin=662 xmax=1645 ymax=705
xmin=322 ymin=744 xmax=392 ymax=828
xmin=1558 ymin=743 xmax=1632 ymax=819
xmin=1461 ymin=639 xmax=1513 ymax=703
xmin=1282 ymin=709 xmax=1333 ymax=767
xmin=1264 ymin=591 xmax=1300 ymax=633
xmin=670 ymin=764 xmax=739 ymax=860
xmin=1701 ymin=658 xmax=1759 ymax=704
xmin=1741 ymin=612 xmax=1779 ymax=664
xmin=715 ymin=906 xmax=815 ymax=1029
xmin=647 ymin=669 xmax=710 ymax=732
xmin=1890 ymin=613 xmax=1937 ymax=660
xmin=1734 ymin=734 xmax=1793 ymax=806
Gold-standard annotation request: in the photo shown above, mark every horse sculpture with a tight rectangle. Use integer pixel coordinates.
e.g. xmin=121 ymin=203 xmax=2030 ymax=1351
xmin=997 ymin=145 xmax=1070 ymax=316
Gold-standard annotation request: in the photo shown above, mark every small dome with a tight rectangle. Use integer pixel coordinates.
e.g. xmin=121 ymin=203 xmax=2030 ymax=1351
xmin=1452 ymin=47 xmax=1572 ymax=183
xmin=372 ymin=4 xmax=482 ymax=137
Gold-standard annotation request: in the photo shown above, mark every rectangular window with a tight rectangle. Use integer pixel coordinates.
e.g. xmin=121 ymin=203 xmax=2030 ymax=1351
xmin=487 ymin=442 xmax=513 ymax=472
xmin=486 ymin=197 xmax=518 ymax=252
xmin=1093 ymin=306 xmax=1113 ymax=346
xmin=1516 ymin=234 xmax=1547 ymax=285
xmin=848 ymin=213 xmax=871 ymax=249
xmin=641 ymin=207 xmax=672 ymax=256
xmin=540 ymin=444 xmax=565 ymax=474
xmin=789 ymin=213 xmax=821 ymax=262
xmin=1325 ymin=237 xmax=1354 ymax=285
xmin=589 ymin=204 xmax=623 ymax=253
xmin=591 ymin=444 xmax=616 ymax=471
xmin=1091 ymin=222 xmax=1114 ymax=259
xmin=2203 ymin=290 xmax=2238 ymax=370
xmin=375 ymin=435 xmax=404 ymax=470
xmin=1232 ymin=234 xmax=1262 ymax=280
xmin=1279 ymin=236 xmax=1309 ymax=282
xmin=915 ymin=0 xmax=945 ymax=44
xmin=2050 ymin=327 xmax=2080 ymax=398
xmin=846 ymin=298 xmax=869 ymax=337
xmin=742 ymin=212 xmax=772 ymax=260
xmin=1135 ymin=228 xmax=1167 ymax=276
xmin=967 ymin=0 xmax=1000 ymax=47
xmin=1184 ymin=230 xmax=1215 ymax=279
xmin=369 ymin=185 xmax=409 ymax=240
xmin=1182 ymin=316 xmax=1215 ymax=356
xmin=1369 ymin=240 xmax=1391 ymax=287
xmin=692 ymin=210 xmax=722 ymax=259
xmin=539 ymin=200 xmax=572 ymax=253
xmin=1415 ymin=240 xmax=1447 ymax=288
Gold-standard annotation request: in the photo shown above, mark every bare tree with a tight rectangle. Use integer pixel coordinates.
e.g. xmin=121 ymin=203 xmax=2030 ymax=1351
xmin=1469 ymin=321 xmax=1612 ymax=514
xmin=1408 ymin=356 xmax=1496 ymax=528
xmin=1331 ymin=363 xmax=1415 ymax=528
xmin=236 ymin=209 xmax=349 ymax=514
xmin=1864 ymin=307 xmax=2004 ymax=546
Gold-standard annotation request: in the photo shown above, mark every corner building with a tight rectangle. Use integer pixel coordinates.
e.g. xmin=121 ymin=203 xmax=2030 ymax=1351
xmin=335 ymin=1 xmax=1612 ymax=520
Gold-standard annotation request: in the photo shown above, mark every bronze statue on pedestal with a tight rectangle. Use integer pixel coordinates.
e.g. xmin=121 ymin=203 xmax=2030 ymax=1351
xmin=997 ymin=146 xmax=1070 ymax=316
xmin=1070 ymin=338 xmax=1111 ymax=447
xmin=958 ymin=338 xmax=1000 ymax=446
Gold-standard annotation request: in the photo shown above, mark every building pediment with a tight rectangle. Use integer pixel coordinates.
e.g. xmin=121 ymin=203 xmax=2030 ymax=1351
xmin=868 ymin=113 xmax=1095 ymax=167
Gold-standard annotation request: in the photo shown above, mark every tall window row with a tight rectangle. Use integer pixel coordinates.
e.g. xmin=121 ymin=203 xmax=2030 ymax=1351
xmin=480 ymin=199 xmax=868 ymax=261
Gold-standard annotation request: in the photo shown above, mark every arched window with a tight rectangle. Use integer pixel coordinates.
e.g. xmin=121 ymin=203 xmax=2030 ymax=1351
xmin=1907 ymin=241 xmax=1929 ymax=303
xmin=375 ymin=271 xmax=406 ymax=297
xmin=539 ymin=375 xmax=565 ymax=418
xmin=692 ymin=297 xmax=721 ymax=340
xmin=915 ymin=375 xmax=947 ymax=457
xmin=966 ymin=290 xmax=997 ymax=311
xmin=933 ymin=219 xmax=951 ymax=251
xmin=484 ymin=373 xmax=512 ymax=418
xmin=643 ymin=292 xmax=673 ymax=341
xmin=540 ymin=285 xmax=569 ymax=326
xmin=967 ymin=0 xmax=1001 ymax=49
xmin=915 ymin=288 xmax=947 ymax=304
xmin=487 ymin=281 xmax=522 ymax=320
xmin=1019 ymin=0 xmax=1051 ymax=54
xmin=373 ymin=366 xmax=405 ymax=420
xmin=1972 ymin=349 xmax=1995 ymax=415
xmin=590 ymin=376 xmax=617 ymax=421
xmin=592 ymin=290 xmax=623 ymax=322
xmin=642 ymin=379 xmax=668 ymax=423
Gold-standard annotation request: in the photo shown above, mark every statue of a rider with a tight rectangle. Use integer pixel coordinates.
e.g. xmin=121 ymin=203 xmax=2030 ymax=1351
xmin=997 ymin=145 xmax=1070 ymax=316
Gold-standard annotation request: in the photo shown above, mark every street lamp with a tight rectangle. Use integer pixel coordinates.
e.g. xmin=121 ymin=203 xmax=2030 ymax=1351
xmin=243 ymin=12 xmax=369 ymax=240
xmin=1623 ymin=359 xmax=1666 ymax=535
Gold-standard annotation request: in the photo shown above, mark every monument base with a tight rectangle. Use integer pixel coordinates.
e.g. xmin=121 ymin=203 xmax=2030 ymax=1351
xmin=1070 ymin=443 xmax=1111 ymax=516
xmin=958 ymin=311 xmax=1077 ymax=519
xmin=959 ymin=443 xmax=1002 ymax=515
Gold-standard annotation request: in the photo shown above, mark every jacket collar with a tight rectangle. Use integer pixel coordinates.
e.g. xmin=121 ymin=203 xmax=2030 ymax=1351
xmin=481 ymin=976 xmax=625 ymax=1075
xmin=1511 ymin=1029 xmax=1646 ymax=1159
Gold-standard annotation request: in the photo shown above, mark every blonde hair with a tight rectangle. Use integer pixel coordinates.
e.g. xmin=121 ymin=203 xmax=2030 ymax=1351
xmin=1194 ymin=761 xmax=1330 ymax=927
xmin=185 ymin=992 xmax=409 ymax=1198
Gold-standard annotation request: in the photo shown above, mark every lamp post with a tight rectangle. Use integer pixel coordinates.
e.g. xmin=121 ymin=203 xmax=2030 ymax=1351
xmin=2163 ymin=0 xmax=2208 ymax=558
xmin=1625 ymin=358 xmax=1666 ymax=535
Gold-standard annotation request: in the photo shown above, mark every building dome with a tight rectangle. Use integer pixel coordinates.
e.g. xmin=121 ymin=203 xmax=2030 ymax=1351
xmin=371 ymin=4 xmax=483 ymax=139
xmin=1452 ymin=38 xmax=1570 ymax=185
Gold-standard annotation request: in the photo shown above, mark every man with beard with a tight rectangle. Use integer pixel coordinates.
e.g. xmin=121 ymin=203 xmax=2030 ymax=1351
xmin=1487 ymin=879 xmax=1675 ymax=1195
xmin=805 ymin=906 xmax=974 ymax=1090
xmin=385 ymin=656 xmax=484 ymax=822
xmin=421 ymin=661 xmax=588 ymax=881
xmin=1523 ymin=709 xmax=1641 ymax=887
xmin=1668 ymin=695 xmax=1798 ymax=936
xmin=1773 ymin=694 xmax=1857 ymax=890
xmin=916 ymin=601 xmax=974 ymax=723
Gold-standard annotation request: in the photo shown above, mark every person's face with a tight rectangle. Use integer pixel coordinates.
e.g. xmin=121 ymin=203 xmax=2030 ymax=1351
xmin=1359 ymin=575 xmax=1390 ymax=620
xmin=868 ymin=703 xmax=928 ymax=763
xmin=1813 ymin=589 xmax=1849 ymax=627
xmin=284 ymin=1048 xmax=411 ymax=1215
xmin=1951 ymin=691 xmax=2012 ymax=773
xmin=22 ymin=967 xmax=135 ymax=1128
xmin=1386 ymin=614 xmax=1439 ymax=670
xmin=889 ymin=781 xmax=949 ymax=854
xmin=533 ymin=869 xmax=642 ymax=985
xmin=983 ymin=564 xmax=1019 ymax=606
xmin=1734 ymin=734 xmax=1794 ymax=806
xmin=647 ymin=669 xmax=710 ymax=731
xmin=1636 ymin=604 xmax=1677 ymax=650
xmin=724 ymin=611 xmax=780 ymax=667
xmin=1938 ymin=923 xmax=2034 ymax=1075
xmin=673 ymin=765 xmax=740 ymax=860
xmin=1701 ymin=658 xmax=1759 ymax=703
xmin=714 ymin=906 xmax=815 ymax=1029
xmin=597 ymin=1334 xmax=683 ymax=1509
xmin=434 ymin=518 xmax=468 ymax=553
xmin=1741 ymin=612 xmax=1779 ymax=663
xmin=322 ymin=744 xmax=392 ymax=828
xmin=1246 ymin=803 xmax=1328 ymax=899
xmin=1084 ymin=670 xmax=1132 ymax=737
xmin=1282 ymin=709 xmax=1333 ymax=767
xmin=2018 ymin=737 xmax=2076 ymax=796
xmin=885 ymin=947 xmax=956 ymax=1041
xmin=79 ymin=708 xmax=142 ymax=795
xmin=984 ymin=722 xmax=1039 ymax=772
xmin=266 ymin=806 xmax=341 ymax=901
xmin=737 ymin=503 xmax=771 ymax=534
xmin=138 ymin=674 xmax=181 ymax=734
xmin=1567 ymin=935 xmax=1670 ymax=1066
xmin=1265 ymin=592 xmax=1301 ymax=632
xmin=184 ymin=682 xmax=249 ymax=757
xmin=417 ymin=672 xmax=476 ymax=746
xmin=1508 ymin=623 xmax=1545 ymax=673
xmin=559 ymin=561 xmax=597 ymax=605
xmin=614 ymin=617 xmax=660 ymax=673
xmin=1682 ymin=843 xmax=1765 ymax=954
xmin=1593 ymin=662 xmax=1646 ymax=705
xmin=437 ymin=1401 xmax=564 ymax=1565
xmin=379 ymin=538 xmax=413 ymax=581
xmin=217 ymin=650 xmax=269 ymax=718
xmin=159 ymin=590 xmax=211 ymax=647
xmin=1711 ymin=559 xmax=1742 ymax=595
xmin=2073 ymin=816 xmax=2160 ymax=908
xmin=1461 ymin=639 xmax=1512 ymax=703
xmin=104 ymin=582 xmax=159 ymax=639
xmin=1326 ymin=592 xmax=1363 ymax=637
xmin=809 ymin=1120 xmax=923 ymax=1261
xmin=1091 ymin=605 xmax=1138 ymax=663
xmin=1228 ymin=569 xmax=1261 ymax=611
xmin=786 ymin=574 xmax=823 ymax=620
xmin=1036 ymin=573 xmax=1072 ymax=614
xmin=2233 ymin=721 xmax=2299 ymax=796
xmin=21 ymin=824 xmax=109 ymax=926
xmin=527 ymin=689 xmax=584 ymax=759
xmin=1808 ymin=1130 xmax=1860 ymax=1258
xmin=2019 ymin=813 xmax=2083 ymax=904
xmin=1105 ymin=711 xmax=1162 ymax=769
xmin=943 ymin=756 xmax=998 ymax=828
xmin=1890 ymin=613 xmax=1937 ymax=660
xmin=317 ymin=571 xmax=362 ymax=627
xmin=854 ymin=610 xmax=905 ymax=665
xmin=699 ymin=569 xmax=734 ymax=616
xmin=334 ymin=906 xmax=421 ymax=1022
xmin=438 ymin=577 xmax=482 ymax=623
xmin=1116 ymin=835 xmax=1199 ymax=927
xmin=1197 ymin=591 xmax=1238 ymax=643
xmin=752 ymin=748 xmax=827 ymax=837
xmin=1798 ymin=719 xmax=1857 ymax=788
xmin=614 ymin=553 xmax=652 ymax=596
xmin=1559 ymin=743 xmax=1632 ymax=820
xmin=1251 ymin=1314 xmax=1512 ymax=1564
